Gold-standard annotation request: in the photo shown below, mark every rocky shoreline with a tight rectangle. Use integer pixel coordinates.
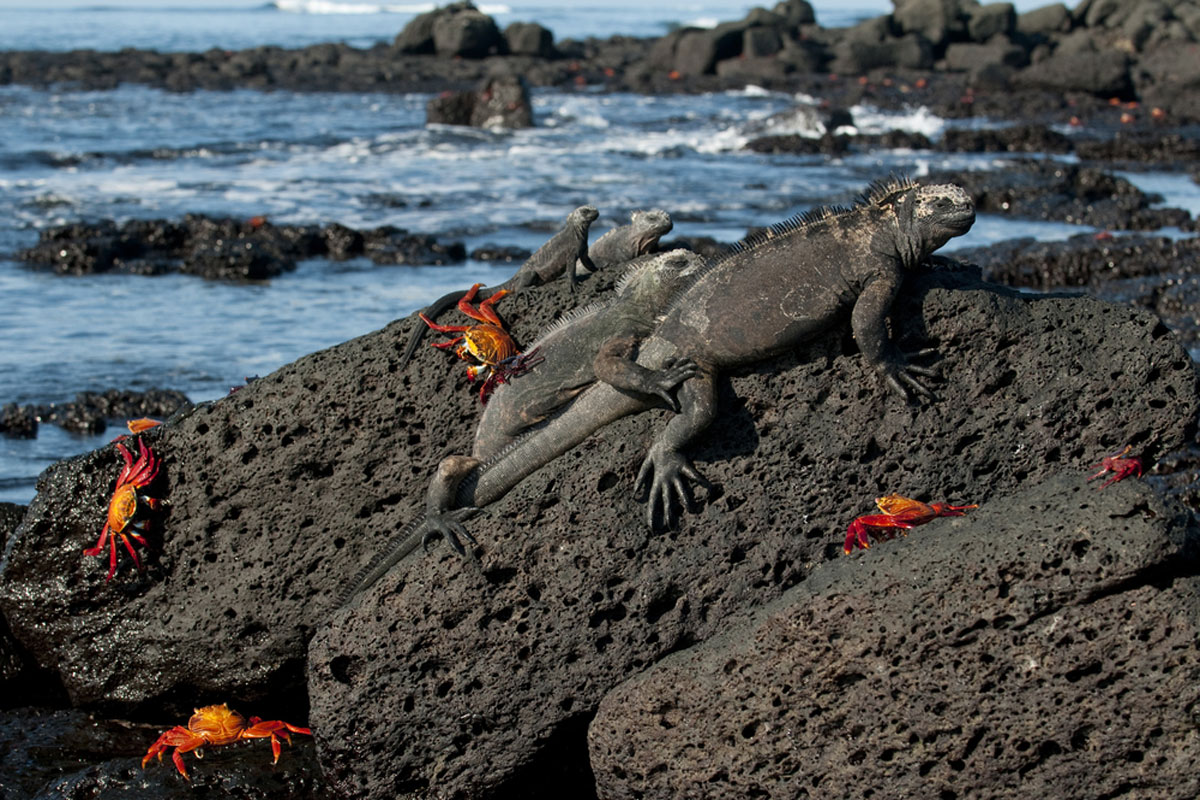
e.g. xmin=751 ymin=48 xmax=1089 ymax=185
xmin=3 ymin=0 xmax=1200 ymax=128
xmin=3 ymin=1 xmax=1200 ymax=798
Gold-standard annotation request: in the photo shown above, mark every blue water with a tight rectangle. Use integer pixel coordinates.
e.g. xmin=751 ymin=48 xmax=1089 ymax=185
xmin=0 ymin=1 xmax=1192 ymax=504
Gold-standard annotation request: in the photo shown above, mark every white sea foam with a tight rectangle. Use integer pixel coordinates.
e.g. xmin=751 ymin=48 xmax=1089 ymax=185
xmin=847 ymin=104 xmax=947 ymax=139
xmin=272 ymin=0 xmax=509 ymax=14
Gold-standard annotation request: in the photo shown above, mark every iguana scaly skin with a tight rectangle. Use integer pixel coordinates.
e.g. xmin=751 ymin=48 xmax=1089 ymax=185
xmin=343 ymin=250 xmax=702 ymax=601
xmin=583 ymin=209 xmax=673 ymax=274
xmin=397 ymin=205 xmax=599 ymax=371
xmin=347 ymin=178 xmax=975 ymax=600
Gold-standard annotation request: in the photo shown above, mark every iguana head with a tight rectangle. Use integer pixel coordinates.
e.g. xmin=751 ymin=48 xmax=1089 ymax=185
xmin=900 ymin=183 xmax=976 ymax=257
xmin=570 ymin=205 xmax=600 ymax=231
xmin=630 ymin=209 xmax=673 ymax=254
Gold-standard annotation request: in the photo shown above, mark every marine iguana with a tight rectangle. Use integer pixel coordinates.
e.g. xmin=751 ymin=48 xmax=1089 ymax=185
xmin=344 ymin=250 xmax=703 ymax=600
xmin=582 ymin=209 xmax=673 ymax=273
xmin=349 ymin=177 xmax=975 ymax=598
xmin=397 ymin=205 xmax=599 ymax=371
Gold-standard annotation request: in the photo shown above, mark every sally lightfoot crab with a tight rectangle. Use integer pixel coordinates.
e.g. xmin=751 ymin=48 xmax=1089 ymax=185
xmin=142 ymin=703 xmax=311 ymax=780
xmin=84 ymin=437 xmax=163 ymax=580
xmin=844 ymin=493 xmax=977 ymax=554
xmin=1088 ymin=445 xmax=1143 ymax=489
xmin=420 ymin=282 xmax=542 ymax=402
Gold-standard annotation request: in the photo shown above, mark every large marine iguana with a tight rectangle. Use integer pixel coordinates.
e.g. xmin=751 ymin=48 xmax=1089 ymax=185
xmin=583 ymin=209 xmax=673 ymax=273
xmin=344 ymin=249 xmax=703 ymax=600
xmin=397 ymin=205 xmax=599 ymax=371
xmin=349 ymin=177 xmax=975 ymax=600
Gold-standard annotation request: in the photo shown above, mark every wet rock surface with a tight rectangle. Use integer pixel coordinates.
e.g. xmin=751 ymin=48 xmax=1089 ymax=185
xmin=0 ymin=706 xmax=323 ymax=799
xmin=588 ymin=473 xmax=1200 ymax=799
xmin=1 ymin=388 xmax=191 ymax=438
xmin=17 ymin=215 xmax=469 ymax=281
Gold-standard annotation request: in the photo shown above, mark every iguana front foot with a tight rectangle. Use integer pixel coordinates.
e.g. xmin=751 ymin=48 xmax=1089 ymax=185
xmin=634 ymin=443 xmax=711 ymax=529
xmin=420 ymin=507 xmax=482 ymax=556
xmin=879 ymin=348 xmax=940 ymax=403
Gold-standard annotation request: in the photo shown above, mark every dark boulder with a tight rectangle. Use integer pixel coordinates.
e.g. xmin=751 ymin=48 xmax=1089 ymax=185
xmin=1014 ymin=49 xmax=1133 ymax=98
xmin=504 ymin=22 xmax=556 ymax=58
xmin=944 ymin=39 xmax=1029 ymax=72
xmin=966 ymin=2 xmax=1016 ymax=42
xmin=588 ymin=474 xmax=1200 ymax=799
xmin=394 ymin=1 xmax=504 ymax=58
xmin=304 ymin=266 xmax=1197 ymax=798
xmin=892 ymin=0 xmax=971 ymax=50
xmin=1016 ymin=2 xmax=1072 ymax=35
xmin=432 ymin=2 xmax=504 ymax=58
xmin=829 ymin=32 xmax=934 ymax=74
xmin=426 ymin=74 xmax=534 ymax=129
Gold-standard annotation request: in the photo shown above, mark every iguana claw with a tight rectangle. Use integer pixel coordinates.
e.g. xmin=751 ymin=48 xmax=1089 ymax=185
xmin=634 ymin=444 xmax=710 ymax=529
xmin=881 ymin=348 xmax=940 ymax=403
xmin=651 ymin=357 xmax=700 ymax=412
xmin=420 ymin=507 xmax=481 ymax=556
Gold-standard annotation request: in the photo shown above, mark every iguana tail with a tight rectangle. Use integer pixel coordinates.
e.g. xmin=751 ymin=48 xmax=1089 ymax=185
xmin=342 ymin=379 xmax=658 ymax=603
xmin=396 ymin=282 xmax=509 ymax=371
xmin=338 ymin=517 xmax=427 ymax=607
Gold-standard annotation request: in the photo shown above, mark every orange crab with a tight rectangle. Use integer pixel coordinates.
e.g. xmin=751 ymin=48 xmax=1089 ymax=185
xmin=84 ymin=437 xmax=162 ymax=580
xmin=1088 ymin=445 xmax=1143 ymax=489
xmin=142 ymin=703 xmax=311 ymax=780
xmin=111 ymin=417 xmax=162 ymax=442
xmin=420 ymin=282 xmax=541 ymax=403
xmin=844 ymin=493 xmax=977 ymax=554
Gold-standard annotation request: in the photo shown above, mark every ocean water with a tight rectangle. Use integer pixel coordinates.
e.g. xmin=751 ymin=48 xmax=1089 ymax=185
xmin=0 ymin=1 xmax=1191 ymax=503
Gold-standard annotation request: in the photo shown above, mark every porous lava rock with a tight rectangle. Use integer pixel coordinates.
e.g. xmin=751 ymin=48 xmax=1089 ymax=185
xmin=587 ymin=474 xmax=1200 ymax=799
xmin=304 ymin=265 xmax=1198 ymax=798
xmin=954 ymin=233 xmax=1200 ymax=358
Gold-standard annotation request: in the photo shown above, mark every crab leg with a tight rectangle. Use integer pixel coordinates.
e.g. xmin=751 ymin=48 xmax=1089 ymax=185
xmin=240 ymin=718 xmax=313 ymax=763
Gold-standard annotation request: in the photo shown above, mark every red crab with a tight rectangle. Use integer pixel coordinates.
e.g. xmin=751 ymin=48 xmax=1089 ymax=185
xmin=84 ymin=437 xmax=162 ymax=580
xmin=142 ymin=703 xmax=311 ymax=780
xmin=1088 ymin=445 xmax=1143 ymax=489
xmin=844 ymin=493 xmax=977 ymax=554
xmin=420 ymin=282 xmax=541 ymax=402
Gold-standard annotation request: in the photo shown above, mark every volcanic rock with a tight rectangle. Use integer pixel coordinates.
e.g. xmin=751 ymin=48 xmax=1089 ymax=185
xmin=0 ymin=403 xmax=38 ymax=439
xmin=927 ymin=161 xmax=1193 ymax=230
xmin=426 ymin=73 xmax=535 ymax=129
xmin=588 ymin=474 xmax=1200 ymax=799
xmin=302 ymin=265 xmax=1197 ymax=798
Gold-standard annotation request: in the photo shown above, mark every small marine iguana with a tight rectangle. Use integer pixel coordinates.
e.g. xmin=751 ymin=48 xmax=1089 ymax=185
xmin=348 ymin=177 xmax=975 ymax=600
xmin=397 ymin=205 xmax=599 ymax=371
xmin=583 ymin=209 xmax=673 ymax=273
xmin=344 ymin=250 xmax=703 ymax=600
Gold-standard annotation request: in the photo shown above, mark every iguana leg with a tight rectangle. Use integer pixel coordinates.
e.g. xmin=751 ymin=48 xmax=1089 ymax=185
xmin=421 ymin=455 xmax=482 ymax=555
xmin=851 ymin=274 xmax=938 ymax=403
xmin=634 ymin=366 xmax=716 ymax=529
xmin=594 ymin=335 xmax=699 ymax=411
